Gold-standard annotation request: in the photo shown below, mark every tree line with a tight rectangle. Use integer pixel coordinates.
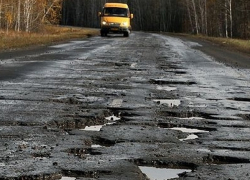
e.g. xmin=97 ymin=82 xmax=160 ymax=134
xmin=61 ymin=0 xmax=250 ymax=39
xmin=0 ymin=0 xmax=249 ymax=39
xmin=0 ymin=0 xmax=62 ymax=33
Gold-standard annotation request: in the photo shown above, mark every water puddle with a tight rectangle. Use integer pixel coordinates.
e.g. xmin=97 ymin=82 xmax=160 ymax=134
xmin=91 ymin=144 xmax=103 ymax=148
xmin=179 ymin=117 xmax=203 ymax=120
xmin=167 ymin=127 xmax=209 ymax=141
xmin=110 ymin=99 xmax=123 ymax=108
xmin=139 ymin=166 xmax=191 ymax=180
xmin=156 ymin=85 xmax=177 ymax=91
xmin=169 ymin=127 xmax=209 ymax=133
xmin=80 ymin=115 xmax=120 ymax=131
xmin=131 ymin=63 xmax=137 ymax=68
xmin=61 ymin=177 xmax=76 ymax=180
xmin=180 ymin=134 xmax=198 ymax=141
xmin=153 ymin=99 xmax=181 ymax=107
xmin=82 ymin=125 xmax=103 ymax=131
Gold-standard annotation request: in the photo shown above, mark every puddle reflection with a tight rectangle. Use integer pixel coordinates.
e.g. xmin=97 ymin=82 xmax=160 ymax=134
xmin=139 ymin=166 xmax=191 ymax=180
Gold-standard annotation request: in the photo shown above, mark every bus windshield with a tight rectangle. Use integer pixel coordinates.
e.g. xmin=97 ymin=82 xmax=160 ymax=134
xmin=103 ymin=8 xmax=128 ymax=17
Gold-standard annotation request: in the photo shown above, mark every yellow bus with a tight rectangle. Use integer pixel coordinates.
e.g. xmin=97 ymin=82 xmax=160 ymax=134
xmin=99 ymin=3 xmax=133 ymax=37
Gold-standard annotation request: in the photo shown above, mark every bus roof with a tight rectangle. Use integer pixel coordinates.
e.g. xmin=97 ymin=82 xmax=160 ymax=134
xmin=104 ymin=3 xmax=129 ymax=9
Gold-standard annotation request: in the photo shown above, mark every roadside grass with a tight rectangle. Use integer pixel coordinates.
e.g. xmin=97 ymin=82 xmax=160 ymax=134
xmin=0 ymin=25 xmax=100 ymax=51
xmin=197 ymin=35 xmax=250 ymax=55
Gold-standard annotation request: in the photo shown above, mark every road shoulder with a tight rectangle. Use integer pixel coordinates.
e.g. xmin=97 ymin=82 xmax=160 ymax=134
xmin=167 ymin=34 xmax=250 ymax=69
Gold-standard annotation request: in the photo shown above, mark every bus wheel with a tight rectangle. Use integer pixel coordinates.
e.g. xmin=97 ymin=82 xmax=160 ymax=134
xmin=123 ymin=32 xmax=129 ymax=37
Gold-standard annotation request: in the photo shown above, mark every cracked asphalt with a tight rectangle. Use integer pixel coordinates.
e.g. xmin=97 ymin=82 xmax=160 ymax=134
xmin=0 ymin=32 xmax=250 ymax=179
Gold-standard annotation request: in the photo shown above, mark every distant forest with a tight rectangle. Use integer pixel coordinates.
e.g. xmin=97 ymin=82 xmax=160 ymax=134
xmin=0 ymin=0 xmax=249 ymax=39
xmin=61 ymin=0 xmax=250 ymax=39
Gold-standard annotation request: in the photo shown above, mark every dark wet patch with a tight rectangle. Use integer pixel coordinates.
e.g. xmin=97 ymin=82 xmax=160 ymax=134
xmin=47 ymin=110 xmax=112 ymax=130
xmin=93 ymin=137 xmax=116 ymax=147
xmin=32 ymin=152 xmax=51 ymax=158
xmin=203 ymin=155 xmax=250 ymax=164
xmin=158 ymin=64 xmax=183 ymax=70
xmin=157 ymin=109 xmax=218 ymax=120
xmin=229 ymin=97 xmax=250 ymax=102
xmin=85 ymin=148 xmax=102 ymax=155
xmin=150 ymin=79 xmax=196 ymax=85
xmin=114 ymin=62 xmax=131 ymax=66
xmin=2 ymin=173 xmax=62 ymax=180
xmin=62 ymin=170 xmax=112 ymax=179
xmin=238 ymin=114 xmax=250 ymax=120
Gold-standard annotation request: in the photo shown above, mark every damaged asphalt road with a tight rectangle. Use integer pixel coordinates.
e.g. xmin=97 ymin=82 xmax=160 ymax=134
xmin=0 ymin=32 xmax=250 ymax=179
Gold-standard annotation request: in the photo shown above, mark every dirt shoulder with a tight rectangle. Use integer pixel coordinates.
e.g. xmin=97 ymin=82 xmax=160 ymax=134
xmin=166 ymin=34 xmax=250 ymax=69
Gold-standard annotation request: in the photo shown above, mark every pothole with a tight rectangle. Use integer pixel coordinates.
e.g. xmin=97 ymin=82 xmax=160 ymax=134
xmin=139 ymin=166 xmax=192 ymax=180
xmin=85 ymin=148 xmax=102 ymax=155
xmin=80 ymin=115 xmax=120 ymax=131
xmin=51 ymin=95 xmax=104 ymax=105
xmin=93 ymin=137 xmax=116 ymax=147
xmin=229 ymin=97 xmax=250 ymax=102
xmin=170 ymin=127 xmax=209 ymax=141
xmin=158 ymin=125 xmax=210 ymax=141
xmin=157 ymin=109 xmax=218 ymax=119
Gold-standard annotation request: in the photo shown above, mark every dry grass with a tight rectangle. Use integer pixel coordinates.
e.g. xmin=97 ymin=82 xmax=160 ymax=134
xmin=0 ymin=25 xmax=100 ymax=51
xmin=182 ymin=34 xmax=250 ymax=55
xmin=197 ymin=35 xmax=250 ymax=54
